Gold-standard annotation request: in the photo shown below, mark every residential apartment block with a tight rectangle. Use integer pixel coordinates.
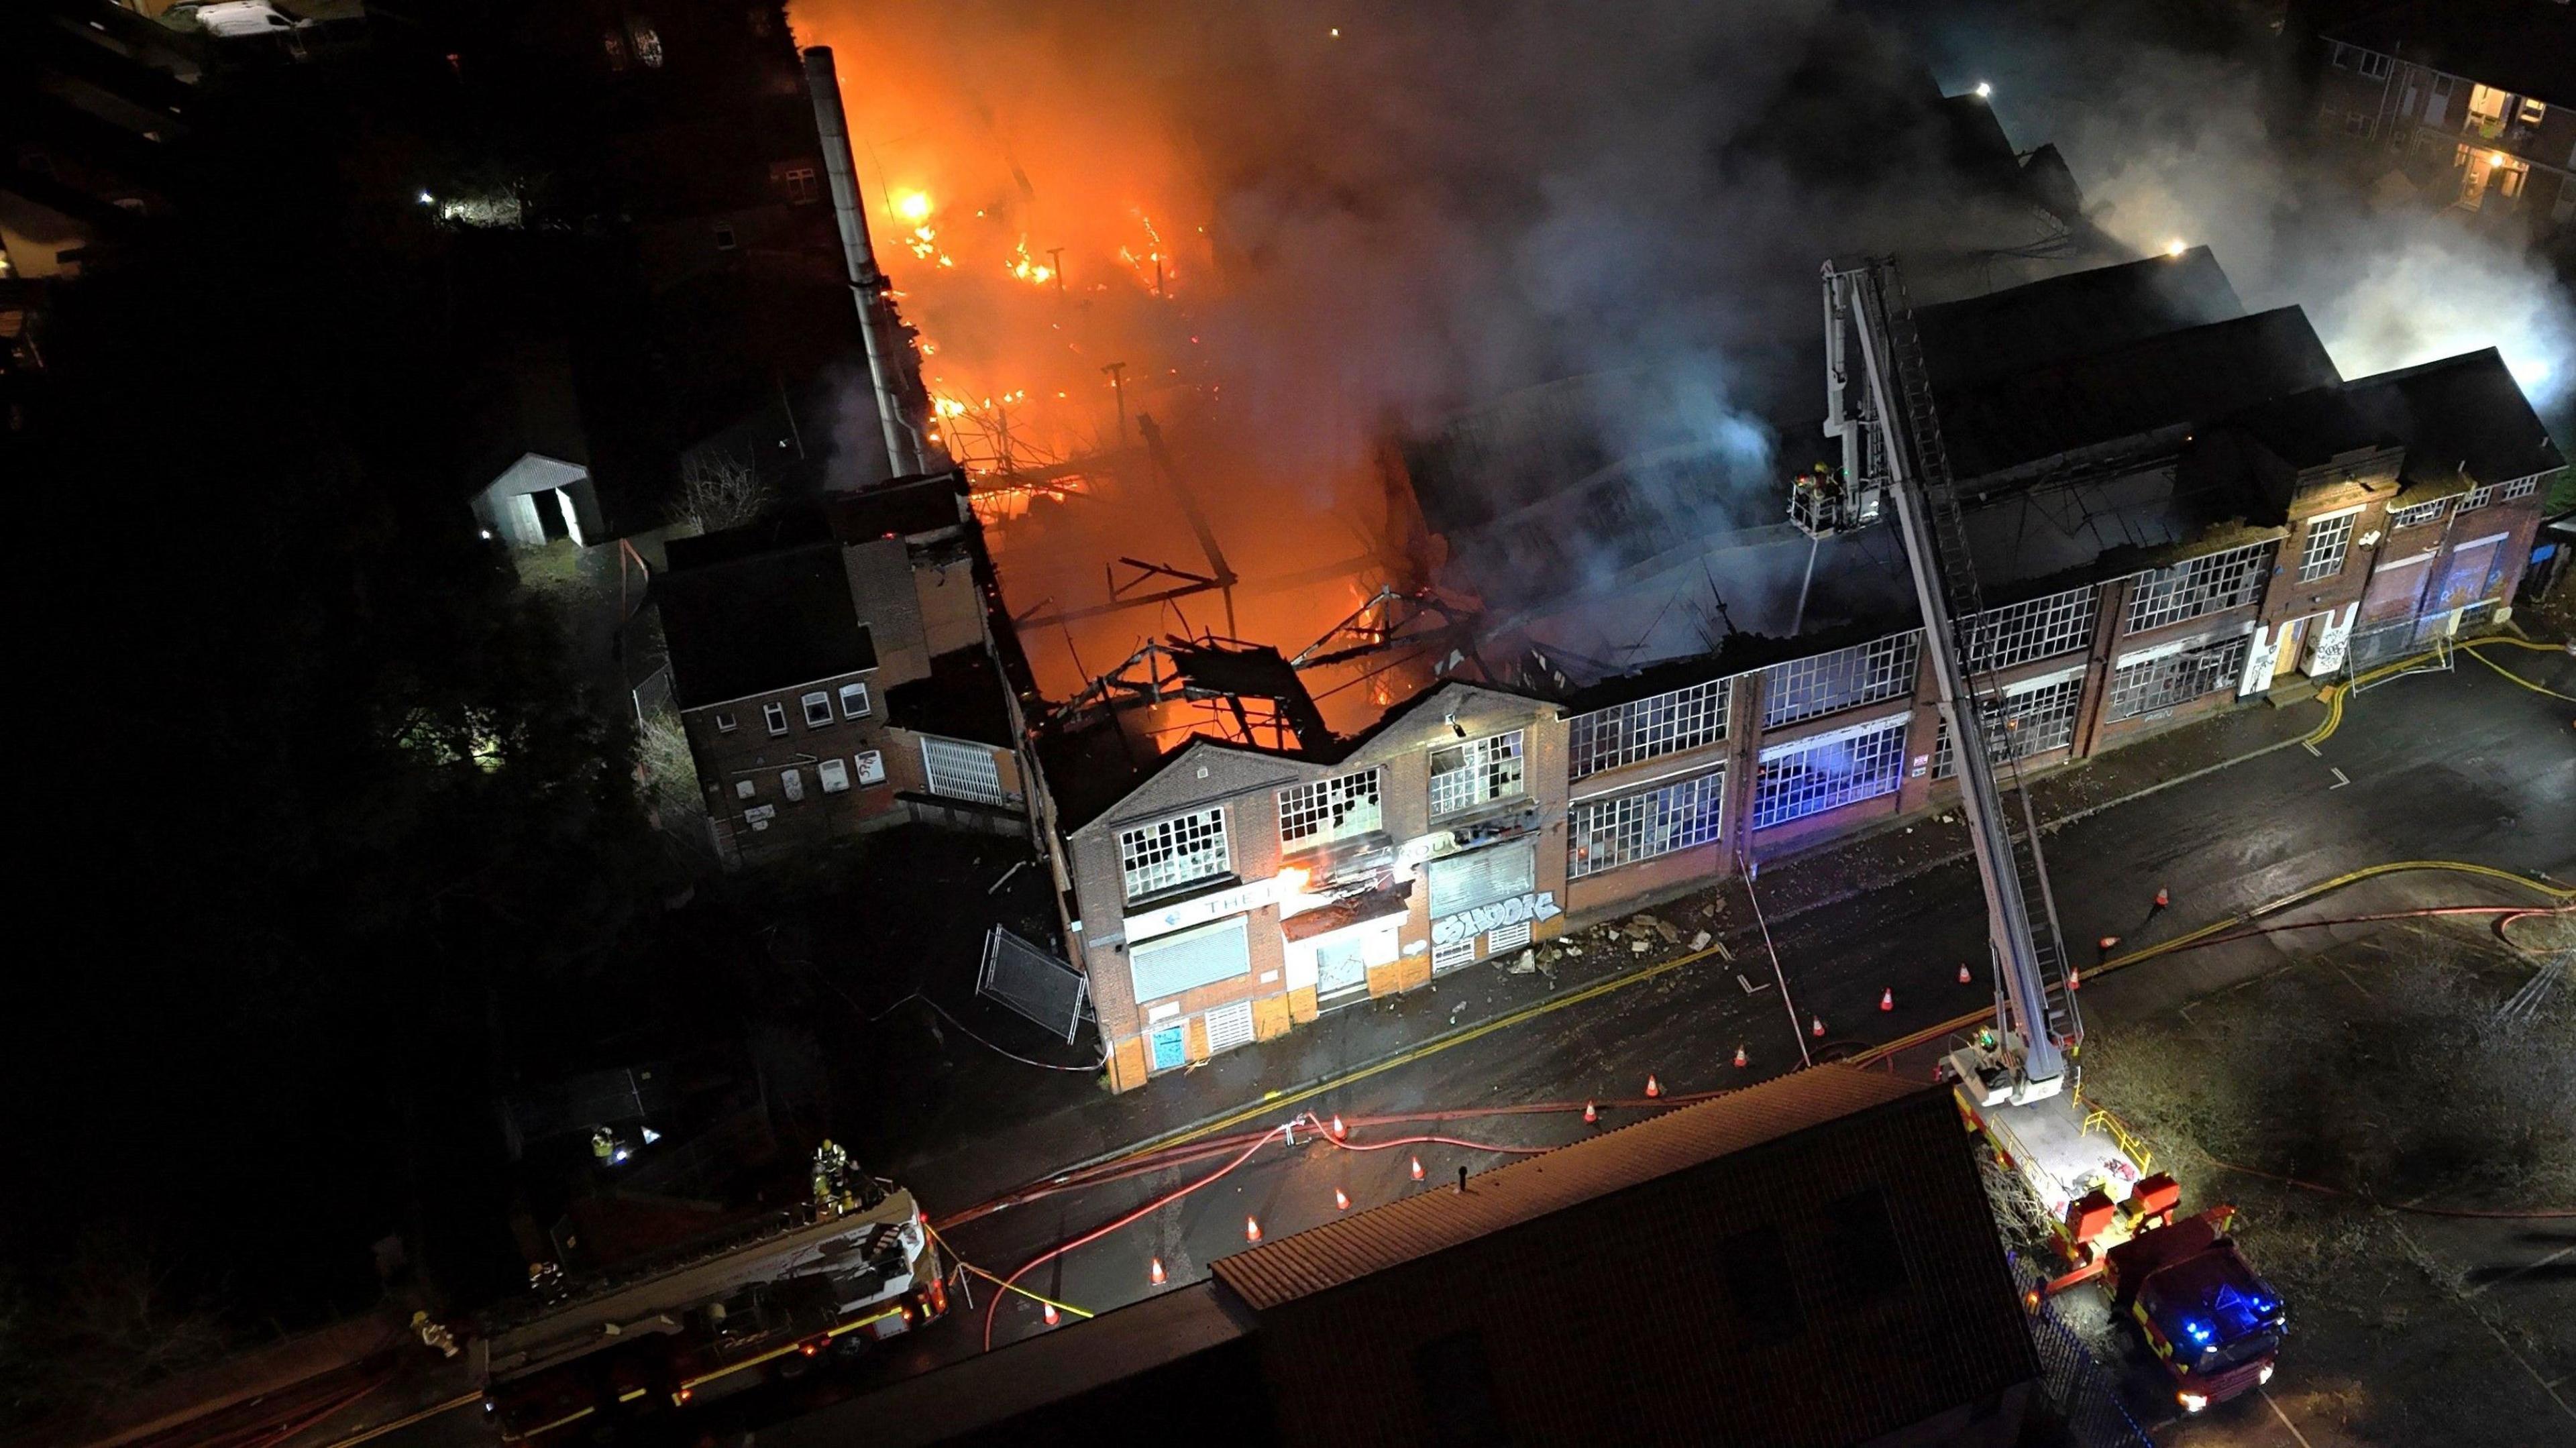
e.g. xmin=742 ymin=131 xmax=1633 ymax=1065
xmin=655 ymin=474 xmax=1041 ymax=866
xmin=1037 ymin=249 xmax=2563 ymax=1092
xmin=2308 ymin=0 xmax=2576 ymax=234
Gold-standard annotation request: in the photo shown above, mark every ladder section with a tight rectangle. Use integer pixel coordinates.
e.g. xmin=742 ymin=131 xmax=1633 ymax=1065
xmin=1876 ymin=268 xmax=2082 ymax=1052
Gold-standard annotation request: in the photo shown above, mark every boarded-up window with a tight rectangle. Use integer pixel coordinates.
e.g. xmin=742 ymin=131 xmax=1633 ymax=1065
xmin=1428 ymin=839 xmax=1536 ymax=917
xmin=1128 ymin=916 xmax=1251 ymax=1003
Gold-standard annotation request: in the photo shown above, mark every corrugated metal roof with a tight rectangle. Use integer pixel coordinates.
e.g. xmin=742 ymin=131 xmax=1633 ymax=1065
xmin=1211 ymin=1065 xmax=1921 ymax=1311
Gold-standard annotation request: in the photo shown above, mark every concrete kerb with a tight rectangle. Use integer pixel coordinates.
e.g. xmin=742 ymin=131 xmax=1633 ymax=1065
xmin=1037 ymin=693 xmax=2343 ymax=1184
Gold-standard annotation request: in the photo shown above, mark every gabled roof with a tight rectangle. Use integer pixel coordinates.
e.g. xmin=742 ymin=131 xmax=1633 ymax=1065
xmin=2322 ymin=1 xmax=2576 ymax=109
xmin=1212 ymin=1066 xmax=1925 ymax=1310
xmin=656 ymin=541 xmax=877 ymax=709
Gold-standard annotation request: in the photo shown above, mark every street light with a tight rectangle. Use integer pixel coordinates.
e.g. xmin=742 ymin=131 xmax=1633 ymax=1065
xmin=1974 ymin=80 xmax=1992 ymax=99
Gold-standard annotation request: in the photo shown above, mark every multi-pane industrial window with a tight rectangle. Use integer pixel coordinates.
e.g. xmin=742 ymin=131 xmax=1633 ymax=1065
xmin=2499 ymin=476 xmax=2540 ymax=501
xmin=1962 ymin=586 xmax=2098 ymax=674
xmin=1119 ymin=806 xmax=1230 ymax=902
xmin=1751 ymin=714 xmax=1909 ymax=830
xmin=2387 ymin=498 xmax=2449 ymax=528
xmin=1429 ymin=731 xmax=1525 ymax=818
xmin=2298 ymin=512 xmax=2356 ymax=581
xmin=2457 ymin=484 xmax=2494 ymax=512
xmin=1568 ymin=767 xmax=1726 ymax=879
xmin=2125 ymin=542 xmax=2272 ymax=633
xmin=1760 ymin=632 xmax=1921 ymax=730
xmin=1278 ymin=769 xmax=1383 ymax=848
xmin=1934 ymin=673 xmax=2085 ymax=779
xmin=1565 ymin=677 xmax=1730 ymax=781
xmin=920 ymin=737 xmax=1006 ymax=805
xmin=2106 ymin=635 xmax=2253 ymax=720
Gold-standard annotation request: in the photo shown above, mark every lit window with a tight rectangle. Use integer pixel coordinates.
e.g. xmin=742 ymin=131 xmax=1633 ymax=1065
xmin=1760 ymin=632 xmax=1921 ymax=729
xmin=1566 ymin=677 xmax=1730 ymax=781
xmin=1752 ymin=715 xmax=1909 ymax=830
xmin=1278 ymin=769 xmax=1383 ymax=848
xmin=2108 ymin=635 xmax=2253 ymax=720
xmin=2298 ymin=512 xmax=2356 ymax=582
xmin=629 ymin=20 xmax=663 ymax=68
xmin=1428 ymin=730 xmax=1525 ymax=818
xmin=818 ymin=758 xmax=850 ymax=793
xmin=2518 ymin=97 xmax=2546 ymax=125
xmin=781 ymin=768 xmax=804 ymax=802
xmin=802 ymin=691 xmax=834 ymax=727
xmin=714 ymin=711 xmax=737 ymax=734
xmin=1568 ymin=767 xmax=1725 ymax=879
xmin=839 ymin=682 xmax=872 ymax=718
xmin=763 ymin=702 xmax=789 ymax=735
xmin=2127 ymin=542 xmax=2273 ymax=633
xmin=1961 ymin=585 xmax=2098 ymax=674
xmin=1119 ymin=807 xmax=1231 ymax=902
xmin=1935 ymin=673 xmax=2085 ymax=778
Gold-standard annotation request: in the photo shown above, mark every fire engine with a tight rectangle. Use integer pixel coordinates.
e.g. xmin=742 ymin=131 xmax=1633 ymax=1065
xmin=1801 ymin=257 xmax=2286 ymax=1414
xmin=480 ymin=1164 xmax=946 ymax=1444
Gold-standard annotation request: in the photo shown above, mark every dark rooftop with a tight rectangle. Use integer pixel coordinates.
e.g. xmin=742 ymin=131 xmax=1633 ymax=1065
xmin=656 ymin=541 xmax=876 ymax=708
xmin=2341 ymin=347 xmax=2566 ymax=491
xmin=822 ymin=473 xmax=971 ymax=544
xmin=1936 ymin=306 xmax=2342 ymax=481
xmin=2323 ymin=0 xmax=2576 ymax=109
xmin=1916 ymin=246 xmax=2246 ymax=397
xmin=884 ymin=647 xmax=1017 ymax=748
xmin=1214 ymin=1066 xmax=1926 ymax=1309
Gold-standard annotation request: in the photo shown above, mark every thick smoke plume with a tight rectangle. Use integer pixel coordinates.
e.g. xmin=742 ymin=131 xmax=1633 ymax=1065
xmin=790 ymin=1 xmax=2570 ymax=694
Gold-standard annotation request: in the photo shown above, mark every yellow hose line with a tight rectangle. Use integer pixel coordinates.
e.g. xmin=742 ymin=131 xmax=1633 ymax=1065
xmin=1854 ymin=860 xmax=2573 ymax=1067
xmin=2307 ymin=632 xmax=2571 ymax=746
xmin=2461 ymin=643 xmax=2576 ymax=702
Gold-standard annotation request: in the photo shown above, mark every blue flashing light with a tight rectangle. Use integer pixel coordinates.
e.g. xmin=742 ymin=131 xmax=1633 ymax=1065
xmin=2184 ymin=1318 xmax=2214 ymax=1345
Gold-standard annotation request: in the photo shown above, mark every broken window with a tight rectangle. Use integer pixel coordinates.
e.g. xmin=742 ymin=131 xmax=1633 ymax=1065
xmin=1119 ymin=806 xmax=1231 ymax=902
xmin=2126 ymin=541 xmax=2272 ymax=634
xmin=1565 ymin=676 xmax=1730 ymax=781
xmin=1428 ymin=730 xmax=1525 ymax=818
xmin=1935 ymin=671 xmax=2084 ymax=778
xmin=1962 ymin=584 xmax=2099 ymax=674
xmin=2108 ymin=634 xmax=2253 ymax=720
xmin=1752 ymin=714 xmax=1909 ymax=830
xmin=1567 ymin=766 xmax=1725 ymax=879
xmin=1760 ymin=631 xmax=1921 ymax=729
xmin=2298 ymin=512 xmax=2357 ymax=582
xmin=801 ymin=691 xmax=834 ymax=727
xmin=1277 ymin=768 xmax=1383 ymax=848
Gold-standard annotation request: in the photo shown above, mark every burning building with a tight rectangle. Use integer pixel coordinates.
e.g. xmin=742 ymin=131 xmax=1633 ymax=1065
xmin=1030 ymin=244 xmax=2561 ymax=1091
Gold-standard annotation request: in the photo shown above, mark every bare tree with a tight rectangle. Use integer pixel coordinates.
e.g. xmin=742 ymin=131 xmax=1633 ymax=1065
xmin=670 ymin=452 xmax=770 ymax=534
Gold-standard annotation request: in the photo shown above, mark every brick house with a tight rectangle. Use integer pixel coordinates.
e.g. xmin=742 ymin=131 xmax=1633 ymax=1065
xmin=656 ymin=474 xmax=1040 ymax=866
xmin=1045 ymin=681 xmax=1568 ymax=1093
xmin=2307 ymin=0 xmax=2576 ymax=237
xmin=1036 ymin=249 xmax=2561 ymax=1093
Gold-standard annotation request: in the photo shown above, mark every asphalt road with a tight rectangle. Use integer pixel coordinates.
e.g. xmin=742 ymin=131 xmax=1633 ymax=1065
xmin=381 ymin=646 xmax=2576 ymax=1448
xmin=871 ymin=648 xmax=2572 ymax=1442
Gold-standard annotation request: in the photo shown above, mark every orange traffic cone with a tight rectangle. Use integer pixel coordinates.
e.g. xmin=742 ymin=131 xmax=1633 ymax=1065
xmin=1328 ymin=1115 xmax=1346 ymax=1140
xmin=2066 ymin=964 xmax=2082 ymax=991
xmin=1733 ymin=1044 xmax=1748 ymax=1069
xmin=1334 ymin=1188 xmax=1350 ymax=1211
xmin=1880 ymin=987 xmax=1894 ymax=1011
xmin=1958 ymin=962 xmax=1973 ymax=985
xmin=1409 ymin=1155 xmax=1425 ymax=1182
xmin=1644 ymin=1074 xmax=1663 ymax=1099
xmin=1042 ymin=1302 xmax=1059 ymax=1327
xmin=2097 ymin=935 xmax=2119 ymax=954
xmin=2153 ymin=887 xmax=2169 ymax=909
xmin=1811 ymin=1015 xmax=1827 ymax=1038
xmin=1244 ymin=1216 xmax=1262 ymax=1243
xmin=1148 ymin=1258 xmax=1166 ymax=1286
xmin=1582 ymin=1099 xmax=1598 ymax=1124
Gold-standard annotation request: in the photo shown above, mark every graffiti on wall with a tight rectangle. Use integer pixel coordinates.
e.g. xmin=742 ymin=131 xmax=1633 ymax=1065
xmin=1432 ymin=891 xmax=1562 ymax=948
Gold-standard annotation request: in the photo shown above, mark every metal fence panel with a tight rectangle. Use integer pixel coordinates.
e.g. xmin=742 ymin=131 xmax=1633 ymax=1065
xmin=2029 ymin=1299 xmax=2155 ymax=1448
xmin=977 ymin=927 xmax=1091 ymax=1044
